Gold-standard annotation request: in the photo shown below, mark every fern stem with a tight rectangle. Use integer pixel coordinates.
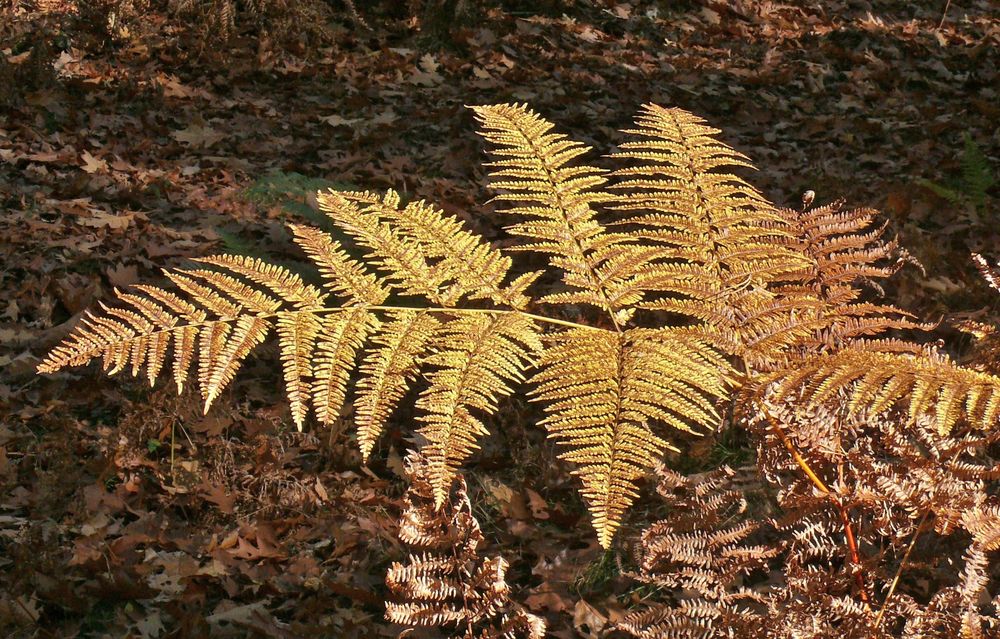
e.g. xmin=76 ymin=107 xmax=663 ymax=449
xmin=762 ymin=407 xmax=871 ymax=606
xmin=364 ymin=305 xmax=604 ymax=333
xmin=52 ymin=304 xmax=606 ymax=370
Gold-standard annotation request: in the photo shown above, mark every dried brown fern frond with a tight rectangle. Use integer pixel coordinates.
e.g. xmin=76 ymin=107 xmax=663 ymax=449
xmin=386 ymin=453 xmax=545 ymax=639
xmin=633 ymin=465 xmax=778 ymax=597
xmin=774 ymin=200 xmax=932 ymax=352
xmin=619 ymin=465 xmax=775 ymax=639
xmin=900 ymin=544 xmax=999 ymax=638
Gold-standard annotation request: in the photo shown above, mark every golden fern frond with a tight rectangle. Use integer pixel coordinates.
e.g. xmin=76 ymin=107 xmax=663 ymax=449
xmin=770 ymin=343 xmax=1000 ymax=435
xmin=355 ymin=310 xmax=441 ymax=460
xmin=193 ymin=254 xmax=326 ymax=309
xmin=316 ymin=190 xmax=458 ymax=304
xmin=416 ymin=312 xmax=541 ymax=506
xmin=338 ymin=189 xmax=539 ymax=310
xmin=530 ymin=326 xmax=730 ymax=547
xmin=288 ymin=223 xmax=390 ymax=305
xmin=131 ymin=285 xmax=206 ymax=393
xmin=203 ymin=315 xmax=271 ymax=408
xmin=311 ymin=308 xmax=379 ymax=428
xmin=38 ymin=288 xmax=195 ymax=389
xmin=175 ymin=269 xmax=282 ymax=314
xmin=276 ymin=310 xmax=323 ymax=429
xmin=606 ymin=105 xmax=814 ymax=366
xmin=609 ymin=104 xmax=806 ymax=299
xmin=163 ymin=271 xmax=242 ymax=317
xmin=471 ymin=103 xmax=636 ymax=324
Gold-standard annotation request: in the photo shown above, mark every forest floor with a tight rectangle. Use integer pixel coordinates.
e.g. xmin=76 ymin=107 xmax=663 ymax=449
xmin=1 ymin=1 xmax=998 ymax=637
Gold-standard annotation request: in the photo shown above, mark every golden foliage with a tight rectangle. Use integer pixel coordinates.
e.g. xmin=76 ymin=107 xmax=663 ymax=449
xmin=531 ymin=327 xmax=728 ymax=547
xmin=417 ymin=312 xmax=541 ymax=506
xmin=771 ymin=342 xmax=1000 ymax=435
xmin=37 ymin=102 xmax=1000 ymax=549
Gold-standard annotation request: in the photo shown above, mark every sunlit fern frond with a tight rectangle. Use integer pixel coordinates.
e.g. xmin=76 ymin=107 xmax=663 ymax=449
xmin=194 ymin=254 xmax=326 ymax=308
xmin=531 ymin=326 xmax=730 ymax=547
xmin=973 ymin=253 xmax=1000 ymax=293
xmin=608 ymin=104 xmax=807 ymax=301
xmin=46 ymin=102 xmax=982 ymax=554
xmin=276 ymin=310 xmax=323 ymax=428
xmin=471 ymin=103 xmax=640 ymax=324
xmin=130 ymin=285 xmax=205 ymax=393
xmin=769 ymin=342 xmax=1000 ymax=435
xmin=37 ymin=259 xmax=318 ymax=413
xmin=316 ymin=189 xmax=457 ymax=304
xmin=355 ymin=310 xmax=441 ymax=461
xmin=311 ymin=308 xmax=379 ymax=428
xmin=288 ymin=223 xmax=390 ymax=305
xmin=417 ymin=312 xmax=541 ymax=506
xmin=337 ymin=189 xmax=541 ymax=311
xmin=607 ymin=105 xmax=814 ymax=367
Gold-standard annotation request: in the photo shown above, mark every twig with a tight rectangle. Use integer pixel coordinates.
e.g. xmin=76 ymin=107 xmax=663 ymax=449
xmin=938 ymin=0 xmax=952 ymax=29
xmin=872 ymin=510 xmax=930 ymax=631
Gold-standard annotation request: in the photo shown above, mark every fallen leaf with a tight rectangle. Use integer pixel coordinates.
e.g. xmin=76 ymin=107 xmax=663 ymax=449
xmin=80 ymin=150 xmax=108 ymax=174
xmin=172 ymin=124 xmax=225 ymax=148
xmin=320 ymin=114 xmax=361 ymax=127
xmin=573 ymin=600 xmax=607 ymax=639
xmin=106 ymin=263 xmax=139 ymax=287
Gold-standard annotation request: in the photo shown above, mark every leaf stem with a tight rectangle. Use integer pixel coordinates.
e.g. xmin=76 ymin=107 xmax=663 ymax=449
xmin=873 ymin=510 xmax=929 ymax=630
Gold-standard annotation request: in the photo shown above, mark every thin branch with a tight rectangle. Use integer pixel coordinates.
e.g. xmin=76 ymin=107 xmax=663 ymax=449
xmin=873 ymin=510 xmax=930 ymax=630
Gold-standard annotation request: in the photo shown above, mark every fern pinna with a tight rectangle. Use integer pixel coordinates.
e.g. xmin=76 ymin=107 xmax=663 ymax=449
xmin=37 ymin=103 xmax=1000 ymax=548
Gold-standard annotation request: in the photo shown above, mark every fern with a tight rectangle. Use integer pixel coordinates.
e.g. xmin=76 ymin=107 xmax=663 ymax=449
xmin=917 ymin=132 xmax=995 ymax=213
xmin=37 ymin=103 xmax=1000 ymax=549
xmin=386 ymin=453 xmax=546 ymax=638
